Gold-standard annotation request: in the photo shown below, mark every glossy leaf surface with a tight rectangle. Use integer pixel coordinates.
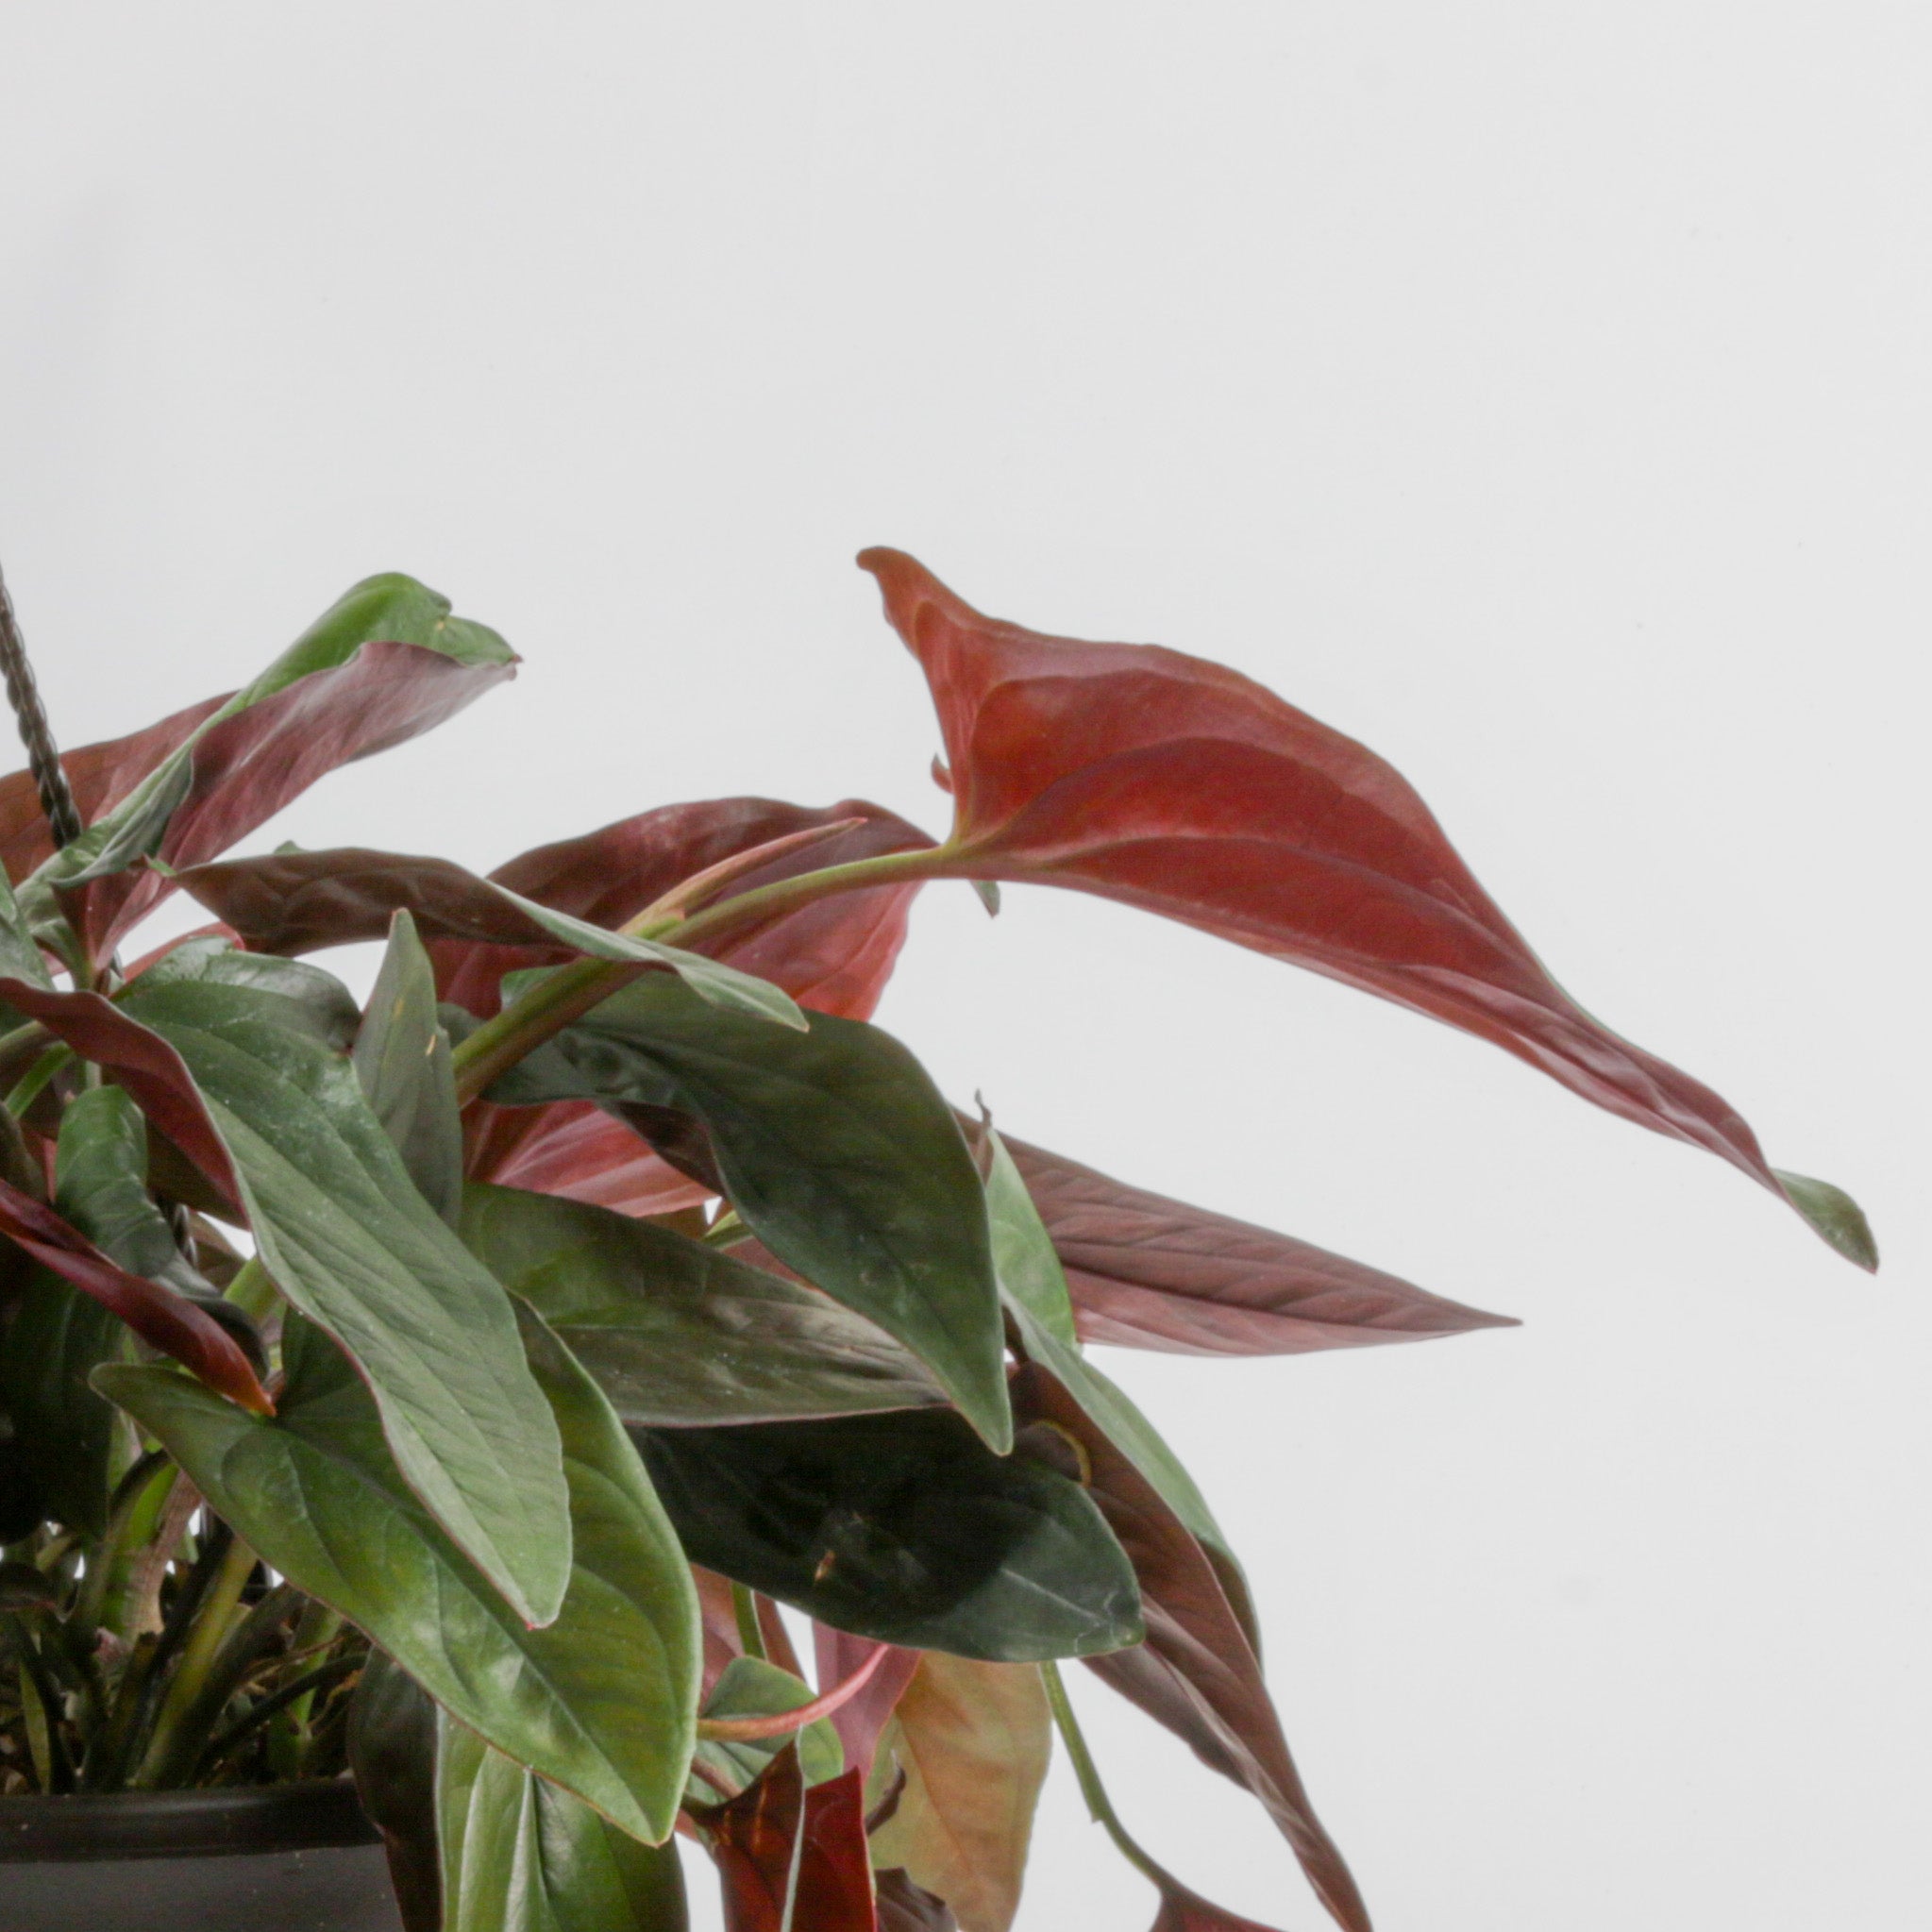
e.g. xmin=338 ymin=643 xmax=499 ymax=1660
xmin=0 ymin=976 xmax=243 ymax=1209
xmin=180 ymin=847 xmax=806 ymax=1030
xmin=695 ymin=1655 xmax=847 ymax=1799
xmin=461 ymin=1184 xmax=945 ymax=1428
xmin=0 ymin=1176 xmax=268 ymax=1416
xmin=439 ymin=1717 xmax=689 ymax=1932
xmin=867 ymin=1654 xmax=1051 ymax=1932
xmin=861 ymin=548 xmax=1873 ymax=1267
xmin=98 ymin=1307 xmax=701 ymax=1843
xmin=122 ymin=971 xmax=571 ymax=1626
xmin=19 ymin=574 xmax=516 ymax=959
xmin=346 ymin=1651 xmax=443 ymax=1932
xmin=1005 ymin=1133 xmax=1516 ymax=1356
xmin=633 ymin=1409 xmax=1142 ymax=1662
xmin=355 ymin=913 xmax=464 ymax=1223
xmin=1014 ymin=1370 xmax=1369 ymax=1932
xmin=131 ymin=935 xmax=363 ymax=1049
xmin=487 ymin=975 xmax=1009 ymax=1451
xmin=435 ymin=798 xmax=933 ymax=1022
xmin=701 ymin=1750 xmax=878 ymax=1932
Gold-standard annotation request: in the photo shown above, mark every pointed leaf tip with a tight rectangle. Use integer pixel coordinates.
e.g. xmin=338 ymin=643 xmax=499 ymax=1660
xmin=1773 ymin=1170 xmax=1878 ymax=1271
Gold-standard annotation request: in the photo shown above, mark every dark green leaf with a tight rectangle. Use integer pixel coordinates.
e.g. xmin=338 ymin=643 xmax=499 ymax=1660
xmin=0 ymin=866 xmax=51 ymax=987
xmin=356 ymin=913 xmax=463 ymax=1223
xmin=96 ymin=1303 xmax=701 ymax=1843
xmin=346 ymin=1651 xmax=443 ymax=1932
xmin=488 ymin=973 xmax=1010 ymax=1452
xmin=0 ymin=1086 xmax=207 ymax=1537
xmin=133 ymin=935 xmax=361 ymax=1050
xmin=460 ymin=1182 xmax=946 ymax=1428
xmin=692 ymin=1655 xmax=845 ymax=1801
xmin=633 ymin=1409 xmax=1141 ymax=1662
xmin=120 ymin=973 xmax=570 ymax=1627
xmin=439 ymin=1716 xmax=689 ymax=1932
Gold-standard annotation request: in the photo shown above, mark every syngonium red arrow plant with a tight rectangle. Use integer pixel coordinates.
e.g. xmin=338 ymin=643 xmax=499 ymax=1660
xmin=0 ymin=552 xmax=1873 ymax=1931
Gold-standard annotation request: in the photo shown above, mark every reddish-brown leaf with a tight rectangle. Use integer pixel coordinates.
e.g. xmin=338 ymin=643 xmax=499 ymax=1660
xmin=0 ymin=696 xmax=224 ymax=885
xmin=447 ymin=799 xmax=933 ymax=1208
xmin=1004 ymin=1134 xmax=1514 ymax=1356
xmin=0 ymin=1177 xmax=271 ymax=1414
xmin=704 ymin=1750 xmax=879 ymax=1932
xmin=432 ymin=797 xmax=934 ymax=1019
xmin=28 ymin=641 xmax=516 ymax=960
xmin=1013 ymin=1367 xmax=1370 ymax=1932
xmin=876 ymin=1870 xmax=959 ymax=1932
xmin=860 ymin=549 xmax=1871 ymax=1266
xmin=0 ymin=978 xmax=241 ymax=1212
xmin=815 ymin=1625 xmax=922 ymax=1783
xmin=1148 ymin=1882 xmax=1286 ymax=1932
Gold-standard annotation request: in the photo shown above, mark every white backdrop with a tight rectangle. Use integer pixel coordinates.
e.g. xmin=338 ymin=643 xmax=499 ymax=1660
xmin=3 ymin=6 xmax=1926 ymax=1926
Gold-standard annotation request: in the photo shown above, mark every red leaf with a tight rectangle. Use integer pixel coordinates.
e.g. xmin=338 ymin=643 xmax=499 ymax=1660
xmin=1004 ymin=1134 xmax=1515 ymax=1356
xmin=0 ymin=696 xmax=224 ymax=885
xmin=813 ymin=1624 xmax=921 ymax=1782
xmin=434 ymin=797 xmax=934 ymax=1020
xmin=448 ymin=799 xmax=932 ymax=1208
xmin=875 ymin=1870 xmax=958 ymax=1932
xmin=1149 ymin=1882 xmax=1287 ymax=1932
xmin=705 ymin=1751 xmax=879 ymax=1932
xmin=0 ymin=978 xmax=241 ymax=1213
xmin=859 ymin=549 xmax=1872 ymax=1266
xmin=1014 ymin=1366 xmax=1372 ymax=1932
xmin=0 ymin=1177 xmax=271 ymax=1415
xmin=25 ymin=641 xmax=516 ymax=961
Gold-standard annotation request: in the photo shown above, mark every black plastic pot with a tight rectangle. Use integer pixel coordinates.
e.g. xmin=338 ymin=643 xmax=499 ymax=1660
xmin=0 ymin=1778 xmax=403 ymax=1931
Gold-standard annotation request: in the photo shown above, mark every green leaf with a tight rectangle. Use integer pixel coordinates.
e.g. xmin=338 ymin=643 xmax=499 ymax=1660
xmin=1772 ymin=1168 xmax=1879 ymax=1271
xmin=494 ymin=890 xmax=806 ymax=1031
xmin=131 ymin=935 xmax=362 ymax=1049
xmin=27 ymin=575 xmax=515 ymax=902
xmin=0 ymin=1086 xmax=204 ymax=1537
xmin=460 ymin=1183 xmax=946 ymax=1427
xmin=981 ymin=1127 xmax=1077 ymax=1350
xmin=438 ymin=1717 xmax=690 ymax=1932
xmin=488 ymin=974 xmax=1011 ymax=1453
xmin=981 ymin=1127 xmax=1234 ymax=1573
xmin=633 ymin=1410 xmax=1142 ymax=1662
xmin=97 ymin=1303 xmax=702 ymax=1843
xmin=355 ymin=913 xmax=463 ymax=1223
xmin=120 ymin=973 xmax=570 ymax=1628
xmin=692 ymin=1655 xmax=846 ymax=1802
xmin=0 ymin=865 xmax=51 ymax=987
xmin=346 ymin=1650 xmax=444 ymax=1932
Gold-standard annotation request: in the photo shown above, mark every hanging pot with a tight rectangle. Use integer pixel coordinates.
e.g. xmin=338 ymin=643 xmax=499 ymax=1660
xmin=0 ymin=1777 xmax=403 ymax=1932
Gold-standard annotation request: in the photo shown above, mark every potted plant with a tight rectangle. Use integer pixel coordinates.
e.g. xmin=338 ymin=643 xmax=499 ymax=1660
xmin=0 ymin=549 xmax=1873 ymax=1931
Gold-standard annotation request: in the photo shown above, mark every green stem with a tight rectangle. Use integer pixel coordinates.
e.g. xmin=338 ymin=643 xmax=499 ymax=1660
xmin=448 ymin=843 xmax=953 ymax=1104
xmin=1040 ymin=1660 xmax=1170 ymax=1890
xmin=224 ymin=1256 xmax=281 ymax=1323
xmin=731 ymin=1581 xmax=768 ymax=1662
xmin=131 ymin=1531 xmax=257 ymax=1788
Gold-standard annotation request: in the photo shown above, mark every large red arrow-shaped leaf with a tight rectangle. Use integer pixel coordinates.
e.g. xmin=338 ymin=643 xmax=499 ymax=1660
xmin=859 ymin=550 xmax=1873 ymax=1269
xmin=0 ymin=1178 xmax=270 ymax=1414
xmin=1004 ymin=1134 xmax=1514 ymax=1355
xmin=1015 ymin=1366 xmax=1370 ymax=1932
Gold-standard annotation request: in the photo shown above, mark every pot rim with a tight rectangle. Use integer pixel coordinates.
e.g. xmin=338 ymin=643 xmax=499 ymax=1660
xmin=0 ymin=1776 xmax=380 ymax=1863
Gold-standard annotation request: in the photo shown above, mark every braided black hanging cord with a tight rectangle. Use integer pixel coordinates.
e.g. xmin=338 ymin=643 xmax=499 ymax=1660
xmin=0 ymin=556 xmax=83 ymax=850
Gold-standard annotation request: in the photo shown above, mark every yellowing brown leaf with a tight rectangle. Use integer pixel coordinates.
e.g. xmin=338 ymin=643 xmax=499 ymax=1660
xmin=867 ymin=1654 xmax=1051 ymax=1932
